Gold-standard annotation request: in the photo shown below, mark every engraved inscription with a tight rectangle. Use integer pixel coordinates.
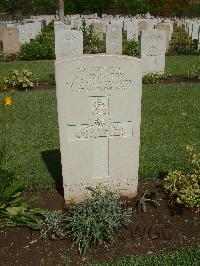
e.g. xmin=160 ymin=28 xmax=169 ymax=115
xmin=66 ymin=66 xmax=134 ymax=93
xmin=67 ymin=96 xmax=133 ymax=141
xmin=76 ymin=97 xmax=124 ymax=139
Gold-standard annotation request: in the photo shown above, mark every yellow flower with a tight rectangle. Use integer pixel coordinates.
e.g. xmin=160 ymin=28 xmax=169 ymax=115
xmin=4 ymin=97 xmax=12 ymax=106
xmin=69 ymin=195 xmax=76 ymax=202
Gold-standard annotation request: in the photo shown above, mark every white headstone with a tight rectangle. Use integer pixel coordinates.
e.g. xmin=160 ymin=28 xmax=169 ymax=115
xmin=140 ymin=29 xmax=166 ymax=75
xmin=17 ymin=24 xmax=30 ymax=45
xmin=54 ymin=22 xmax=83 ymax=61
xmin=106 ymin=24 xmax=122 ymax=54
xmin=55 ymin=54 xmax=142 ymax=202
xmin=127 ymin=22 xmax=138 ymax=41
xmin=94 ymin=23 xmax=104 ymax=40
xmin=28 ymin=22 xmax=37 ymax=39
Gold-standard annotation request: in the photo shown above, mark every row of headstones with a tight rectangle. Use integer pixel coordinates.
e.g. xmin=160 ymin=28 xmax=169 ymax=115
xmin=184 ymin=19 xmax=200 ymax=48
xmin=63 ymin=17 xmax=174 ymax=50
xmin=0 ymin=20 xmax=46 ymax=54
xmin=55 ymin=21 xmax=167 ymax=75
xmin=54 ymin=16 xmax=198 ymax=203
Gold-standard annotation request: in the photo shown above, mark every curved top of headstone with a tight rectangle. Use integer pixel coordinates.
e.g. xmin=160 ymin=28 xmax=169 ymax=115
xmin=55 ymin=53 xmax=142 ymax=65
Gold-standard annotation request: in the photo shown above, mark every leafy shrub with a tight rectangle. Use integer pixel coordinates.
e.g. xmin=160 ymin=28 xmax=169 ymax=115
xmin=168 ymin=27 xmax=197 ymax=55
xmin=123 ymin=40 xmax=139 ymax=56
xmin=0 ymin=68 xmax=34 ymax=91
xmin=186 ymin=64 xmax=200 ymax=80
xmin=42 ymin=210 xmax=67 ymax=239
xmin=65 ymin=186 xmax=131 ymax=254
xmin=0 ymin=52 xmax=20 ymax=62
xmin=20 ymin=21 xmax=55 ymax=60
xmin=143 ymin=72 xmax=171 ymax=84
xmin=164 ymin=145 xmax=200 ymax=210
xmin=81 ymin=20 xmax=105 ymax=54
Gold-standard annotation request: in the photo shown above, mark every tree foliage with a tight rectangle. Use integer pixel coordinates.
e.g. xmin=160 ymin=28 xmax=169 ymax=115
xmin=0 ymin=0 xmax=199 ymax=17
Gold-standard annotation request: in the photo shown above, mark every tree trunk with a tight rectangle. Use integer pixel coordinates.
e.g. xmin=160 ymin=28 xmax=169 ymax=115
xmin=59 ymin=0 xmax=65 ymax=23
xmin=11 ymin=0 xmax=16 ymax=21
xmin=97 ymin=9 xmax=102 ymax=18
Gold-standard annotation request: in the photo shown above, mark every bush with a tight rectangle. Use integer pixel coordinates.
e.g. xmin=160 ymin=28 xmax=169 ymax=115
xmin=65 ymin=186 xmax=131 ymax=254
xmin=0 ymin=68 xmax=34 ymax=91
xmin=143 ymin=72 xmax=171 ymax=84
xmin=186 ymin=64 xmax=200 ymax=80
xmin=123 ymin=40 xmax=139 ymax=56
xmin=42 ymin=210 xmax=67 ymax=239
xmin=20 ymin=21 xmax=55 ymax=60
xmin=0 ymin=52 xmax=20 ymax=62
xmin=164 ymin=145 xmax=200 ymax=210
xmin=168 ymin=27 xmax=197 ymax=55
xmin=81 ymin=20 xmax=105 ymax=54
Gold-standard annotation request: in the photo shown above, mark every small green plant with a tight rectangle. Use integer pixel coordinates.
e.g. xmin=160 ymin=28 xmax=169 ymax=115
xmin=65 ymin=185 xmax=131 ymax=254
xmin=186 ymin=64 xmax=200 ymax=80
xmin=81 ymin=20 xmax=105 ymax=54
xmin=136 ymin=190 xmax=160 ymax=212
xmin=143 ymin=72 xmax=171 ymax=84
xmin=164 ymin=145 xmax=200 ymax=210
xmin=123 ymin=40 xmax=139 ymax=56
xmin=42 ymin=210 xmax=67 ymax=239
xmin=0 ymin=68 xmax=34 ymax=91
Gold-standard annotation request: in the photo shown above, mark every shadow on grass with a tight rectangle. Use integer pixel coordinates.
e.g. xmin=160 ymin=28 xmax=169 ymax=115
xmin=41 ymin=149 xmax=63 ymax=196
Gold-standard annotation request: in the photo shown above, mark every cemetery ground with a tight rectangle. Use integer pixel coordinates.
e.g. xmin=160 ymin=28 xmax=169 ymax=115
xmin=0 ymin=53 xmax=200 ymax=264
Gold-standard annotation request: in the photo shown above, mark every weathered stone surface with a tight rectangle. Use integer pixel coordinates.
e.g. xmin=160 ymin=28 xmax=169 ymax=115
xmin=2 ymin=27 xmax=20 ymax=54
xmin=94 ymin=23 xmax=104 ymax=40
xmin=17 ymin=24 xmax=30 ymax=45
xmin=0 ymin=25 xmax=5 ymax=41
xmin=55 ymin=54 xmax=142 ymax=202
xmin=55 ymin=22 xmax=83 ymax=61
xmin=138 ymin=21 xmax=148 ymax=32
xmin=106 ymin=24 xmax=122 ymax=54
xmin=140 ymin=29 xmax=166 ymax=75
xmin=127 ymin=21 xmax=138 ymax=41
xmin=155 ymin=23 xmax=171 ymax=50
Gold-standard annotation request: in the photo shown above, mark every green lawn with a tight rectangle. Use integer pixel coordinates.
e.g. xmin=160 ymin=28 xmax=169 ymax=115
xmin=0 ymin=82 xmax=199 ymax=190
xmin=166 ymin=55 xmax=200 ymax=76
xmin=99 ymin=245 xmax=200 ymax=266
xmin=0 ymin=60 xmax=54 ymax=82
xmin=0 ymin=55 xmax=199 ymax=82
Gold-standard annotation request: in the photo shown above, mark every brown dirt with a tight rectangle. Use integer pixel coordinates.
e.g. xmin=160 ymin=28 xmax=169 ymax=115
xmin=0 ymin=181 xmax=199 ymax=265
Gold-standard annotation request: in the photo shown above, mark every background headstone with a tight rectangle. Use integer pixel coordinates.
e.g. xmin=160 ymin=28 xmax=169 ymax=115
xmin=140 ymin=29 xmax=166 ymax=75
xmin=127 ymin=21 xmax=138 ymax=41
xmin=138 ymin=20 xmax=148 ymax=32
xmin=155 ymin=23 xmax=170 ymax=50
xmin=54 ymin=22 xmax=83 ymax=61
xmin=94 ymin=23 xmax=104 ymax=40
xmin=106 ymin=24 xmax=122 ymax=54
xmin=0 ymin=25 xmax=5 ymax=41
xmin=2 ymin=27 xmax=20 ymax=54
xmin=17 ymin=24 xmax=30 ymax=45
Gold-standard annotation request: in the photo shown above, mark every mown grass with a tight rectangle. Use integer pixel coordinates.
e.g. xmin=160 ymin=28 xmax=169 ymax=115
xmin=0 ymin=55 xmax=199 ymax=82
xmin=98 ymin=245 xmax=200 ymax=266
xmin=0 ymin=82 xmax=199 ymax=190
xmin=166 ymin=55 xmax=199 ymax=76
xmin=0 ymin=60 xmax=54 ymax=82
